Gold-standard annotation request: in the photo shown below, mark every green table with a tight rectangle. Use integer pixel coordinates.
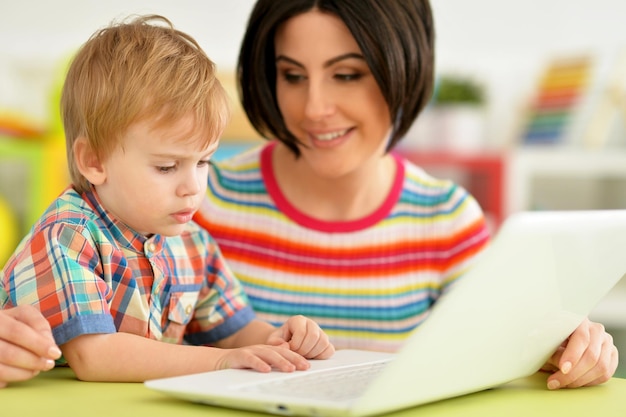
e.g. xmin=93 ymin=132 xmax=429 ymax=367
xmin=2 ymin=367 xmax=626 ymax=417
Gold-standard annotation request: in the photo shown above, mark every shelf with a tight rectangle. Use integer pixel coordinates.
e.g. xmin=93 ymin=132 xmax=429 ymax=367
xmin=505 ymin=147 xmax=626 ymax=214
xmin=590 ymin=277 xmax=626 ymax=329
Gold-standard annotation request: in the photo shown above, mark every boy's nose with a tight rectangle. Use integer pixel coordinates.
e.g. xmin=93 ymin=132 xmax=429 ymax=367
xmin=178 ymin=171 xmax=203 ymax=196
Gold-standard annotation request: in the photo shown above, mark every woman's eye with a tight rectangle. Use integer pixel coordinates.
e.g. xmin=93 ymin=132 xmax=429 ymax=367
xmin=197 ymin=160 xmax=210 ymax=167
xmin=283 ymin=72 xmax=305 ymax=84
xmin=335 ymin=73 xmax=362 ymax=81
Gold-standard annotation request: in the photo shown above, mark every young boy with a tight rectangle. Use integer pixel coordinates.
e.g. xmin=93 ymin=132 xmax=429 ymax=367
xmin=0 ymin=14 xmax=334 ymax=383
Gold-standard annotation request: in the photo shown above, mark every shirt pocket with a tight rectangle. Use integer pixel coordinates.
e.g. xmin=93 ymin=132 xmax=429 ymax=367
xmin=168 ymin=291 xmax=199 ymax=325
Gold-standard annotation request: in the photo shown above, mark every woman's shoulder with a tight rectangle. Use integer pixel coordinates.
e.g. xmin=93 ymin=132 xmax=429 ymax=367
xmin=205 ymin=142 xmax=274 ymax=210
xmin=398 ymin=155 xmax=465 ymax=197
xmin=396 ymin=154 xmax=484 ymax=218
xmin=212 ymin=142 xmax=266 ymax=172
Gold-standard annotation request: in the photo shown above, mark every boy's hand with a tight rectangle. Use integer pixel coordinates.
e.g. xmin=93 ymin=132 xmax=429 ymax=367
xmin=267 ymin=315 xmax=335 ymax=360
xmin=0 ymin=305 xmax=62 ymax=387
xmin=543 ymin=317 xmax=618 ymax=389
xmin=214 ymin=344 xmax=311 ymax=373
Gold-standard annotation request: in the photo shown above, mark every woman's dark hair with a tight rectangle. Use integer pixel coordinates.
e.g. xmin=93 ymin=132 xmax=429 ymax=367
xmin=237 ymin=0 xmax=435 ymax=156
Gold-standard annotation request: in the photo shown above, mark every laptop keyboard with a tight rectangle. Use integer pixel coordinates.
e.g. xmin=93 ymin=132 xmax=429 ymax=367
xmin=240 ymin=361 xmax=389 ymax=402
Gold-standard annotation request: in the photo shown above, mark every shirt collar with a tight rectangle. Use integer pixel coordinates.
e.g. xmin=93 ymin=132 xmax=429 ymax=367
xmin=81 ymin=186 xmax=165 ymax=254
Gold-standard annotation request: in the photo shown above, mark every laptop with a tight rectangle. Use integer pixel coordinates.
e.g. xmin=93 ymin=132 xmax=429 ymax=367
xmin=145 ymin=210 xmax=626 ymax=417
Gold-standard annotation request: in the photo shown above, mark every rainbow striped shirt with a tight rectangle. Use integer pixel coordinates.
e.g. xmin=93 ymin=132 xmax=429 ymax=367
xmin=195 ymin=143 xmax=490 ymax=352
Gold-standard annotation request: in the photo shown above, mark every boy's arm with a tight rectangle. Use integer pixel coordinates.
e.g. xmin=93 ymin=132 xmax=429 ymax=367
xmin=61 ymin=331 xmax=310 ymax=382
xmin=215 ymin=316 xmax=335 ymax=360
xmin=214 ymin=319 xmax=276 ymax=348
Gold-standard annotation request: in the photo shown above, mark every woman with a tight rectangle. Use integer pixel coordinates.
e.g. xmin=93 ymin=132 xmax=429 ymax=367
xmin=197 ymin=0 xmax=483 ymax=353
xmin=0 ymin=305 xmax=61 ymax=387
xmin=194 ymin=0 xmax=617 ymax=390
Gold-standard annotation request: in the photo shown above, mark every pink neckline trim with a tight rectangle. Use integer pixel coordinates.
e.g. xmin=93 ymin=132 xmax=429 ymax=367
xmin=260 ymin=142 xmax=404 ymax=233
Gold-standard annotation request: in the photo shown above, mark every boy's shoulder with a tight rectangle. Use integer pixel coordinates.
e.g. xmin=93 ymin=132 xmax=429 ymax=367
xmin=21 ymin=187 xmax=124 ymax=252
xmin=1 ymin=187 xmax=111 ymax=277
xmin=36 ymin=187 xmax=99 ymax=231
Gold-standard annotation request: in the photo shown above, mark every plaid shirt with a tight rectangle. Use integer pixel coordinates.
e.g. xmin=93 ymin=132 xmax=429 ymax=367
xmin=0 ymin=187 xmax=254 ymax=348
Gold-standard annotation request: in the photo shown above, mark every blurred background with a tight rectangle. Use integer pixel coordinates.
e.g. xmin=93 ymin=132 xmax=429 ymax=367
xmin=1 ymin=0 xmax=625 ymax=376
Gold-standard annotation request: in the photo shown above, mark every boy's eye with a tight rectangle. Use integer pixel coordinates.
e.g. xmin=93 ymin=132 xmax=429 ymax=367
xmin=197 ymin=160 xmax=210 ymax=167
xmin=157 ymin=166 xmax=175 ymax=173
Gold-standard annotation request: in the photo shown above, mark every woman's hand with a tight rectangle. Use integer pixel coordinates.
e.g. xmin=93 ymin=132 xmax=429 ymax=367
xmin=0 ymin=305 xmax=62 ymax=387
xmin=542 ymin=317 xmax=618 ymax=389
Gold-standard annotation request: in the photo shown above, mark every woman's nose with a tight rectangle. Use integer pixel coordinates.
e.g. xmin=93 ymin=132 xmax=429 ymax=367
xmin=304 ymin=80 xmax=335 ymax=121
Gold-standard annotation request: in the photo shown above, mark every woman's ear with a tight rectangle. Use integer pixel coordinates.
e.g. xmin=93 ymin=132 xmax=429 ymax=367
xmin=73 ymin=136 xmax=106 ymax=185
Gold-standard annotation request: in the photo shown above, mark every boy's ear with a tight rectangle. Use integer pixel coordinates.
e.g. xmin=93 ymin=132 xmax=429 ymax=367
xmin=73 ymin=136 xmax=106 ymax=185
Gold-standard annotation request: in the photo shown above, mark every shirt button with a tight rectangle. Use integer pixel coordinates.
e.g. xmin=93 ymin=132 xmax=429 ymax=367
xmin=185 ymin=304 xmax=193 ymax=315
xmin=148 ymin=243 xmax=156 ymax=252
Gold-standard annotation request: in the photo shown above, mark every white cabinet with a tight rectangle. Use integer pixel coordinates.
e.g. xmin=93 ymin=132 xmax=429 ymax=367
xmin=505 ymin=147 xmax=626 ymax=330
xmin=506 ymin=148 xmax=626 ymax=215
xmin=590 ymin=278 xmax=626 ymax=329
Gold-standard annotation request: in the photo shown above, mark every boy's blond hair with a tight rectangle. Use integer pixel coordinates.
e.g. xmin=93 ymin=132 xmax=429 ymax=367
xmin=61 ymin=15 xmax=230 ymax=193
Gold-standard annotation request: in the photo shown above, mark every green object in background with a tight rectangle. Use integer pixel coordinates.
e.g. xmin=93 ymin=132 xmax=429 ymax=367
xmin=611 ymin=328 xmax=626 ymax=378
xmin=0 ymin=194 xmax=19 ymax=268
xmin=432 ymin=75 xmax=485 ymax=106
xmin=48 ymin=55 xmax=73 ymax=137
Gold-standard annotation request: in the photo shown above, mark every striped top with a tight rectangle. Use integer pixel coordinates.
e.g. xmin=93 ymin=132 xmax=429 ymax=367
xmin=1 ymin=187 xmax=254 ymax=351
xmin=194 ymin=142 xmax=490 ymax=352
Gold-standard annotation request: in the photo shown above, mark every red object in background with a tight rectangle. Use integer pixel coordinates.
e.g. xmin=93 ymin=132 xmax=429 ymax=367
xmin=399 ymin=151 xmax=505 ymax=231
xmin=0 ymin=115 xmax=45 ymax=139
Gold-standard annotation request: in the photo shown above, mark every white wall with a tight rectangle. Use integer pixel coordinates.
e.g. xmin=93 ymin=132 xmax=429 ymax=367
xmin=1 ymin=0 xmax=625 ymax=145
xmin=432 ymin=0 xmax=626 ymax=147
xmin=0 ymin=0 xmax=257 ymax=124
